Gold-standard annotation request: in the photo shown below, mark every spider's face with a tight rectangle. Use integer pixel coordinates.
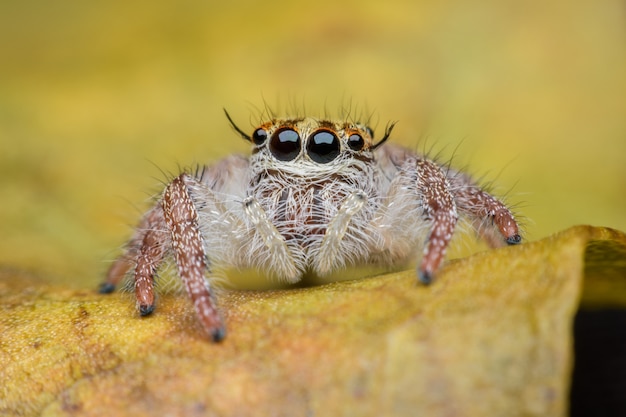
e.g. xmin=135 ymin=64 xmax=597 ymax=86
xmin=247 ymin=118 xmax=376 ymax=166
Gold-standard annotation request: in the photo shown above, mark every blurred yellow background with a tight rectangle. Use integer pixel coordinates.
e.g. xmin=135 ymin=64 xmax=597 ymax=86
xmin=1 ymin=0 xmax=624 ymax=288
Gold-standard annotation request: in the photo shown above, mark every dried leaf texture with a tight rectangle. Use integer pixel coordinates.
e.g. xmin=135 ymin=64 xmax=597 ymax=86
xmin=1 ymin=225 xmax=625 ymax=417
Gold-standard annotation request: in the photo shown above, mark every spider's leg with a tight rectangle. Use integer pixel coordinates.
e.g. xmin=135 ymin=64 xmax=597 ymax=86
xmin=100 ymin=206 xmax=166 ymax=309
xmin=132 ymin=207 xmax=168 ymax=315
xmin=163 ymin=174 xmax=225 ymax=342
xmin=447 ymin=171 xmax=521 ymax=247
xmin=413 ymin=159 xmax=459 ymax=284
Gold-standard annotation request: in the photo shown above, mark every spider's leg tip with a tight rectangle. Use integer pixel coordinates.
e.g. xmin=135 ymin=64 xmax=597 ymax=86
xmin=210 ymin=326 xmax=227 ymax=343
xmin=139 ymin=304 xmax=155 ymax=316
xmin=506 ymin=234 xmax=522 ymax=245
xmin=98 ymin=282 xmax=116 ymax=294
xmin=418 ymin=270 xmax=433 ymax=285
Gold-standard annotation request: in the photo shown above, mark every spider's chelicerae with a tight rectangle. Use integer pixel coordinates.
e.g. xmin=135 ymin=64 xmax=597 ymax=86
xmin=101 ymin=110 xmax=521 ymax=342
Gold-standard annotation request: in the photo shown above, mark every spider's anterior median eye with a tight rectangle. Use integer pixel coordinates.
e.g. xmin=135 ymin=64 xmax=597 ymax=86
xmin=269 ymin=128 xmax=301 ymax=161
xmin=347 ymin=133 xmax=365 ymax=151
xmin=306 ymin=130 xmax=340 ymax=164
xmin=252 ymin=128 xmax=268 ymax=145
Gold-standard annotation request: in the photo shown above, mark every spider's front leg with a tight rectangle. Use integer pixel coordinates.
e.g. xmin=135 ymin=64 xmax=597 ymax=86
xmin=410 ymin=159 xmax=459 ymax=284
xmin=101 ymin=173 xmax=225 ymax=342
xmin=162 ymin=174 xmax=225 ymax=342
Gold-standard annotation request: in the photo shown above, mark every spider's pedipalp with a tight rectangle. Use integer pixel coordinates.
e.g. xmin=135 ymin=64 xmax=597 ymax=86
xmin=314 ymin=190 xmax=369 ymax=275
xmin=242 ymin=196 xmax=301 ymax=282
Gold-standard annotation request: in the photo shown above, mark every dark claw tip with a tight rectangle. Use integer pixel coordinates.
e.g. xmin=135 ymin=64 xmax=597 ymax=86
xmin=506 ymin=234 xmax=522 ymax=245
xmin=98 ymin=282 xmax=116 ymax=294
xmin=418 ymin=270 xmax=433 ymax=285
xmin=211 ymin=327 xmax=226 ymax=343
xmin=139 ymin=304 xmax=155 ymax=316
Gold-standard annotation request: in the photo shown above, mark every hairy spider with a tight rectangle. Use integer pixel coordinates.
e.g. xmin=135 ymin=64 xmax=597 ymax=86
xmin=100 ymin=110 xmax=521 ymax=342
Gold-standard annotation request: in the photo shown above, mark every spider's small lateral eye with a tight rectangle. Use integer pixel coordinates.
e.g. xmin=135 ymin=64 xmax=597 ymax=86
xmin=307 ymin=130 xmax=341 ymax=164
xmin=347 ymin=133 xmax=365 ymax=151
xmin=269 ymin=128 xmax=301 ymax=161
xmin=251 ymin=128 xmax=268 ymax=145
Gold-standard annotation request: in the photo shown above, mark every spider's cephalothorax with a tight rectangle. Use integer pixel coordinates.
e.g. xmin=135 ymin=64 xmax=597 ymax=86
xmin=101 ymin=110 xmax=522 ymax=342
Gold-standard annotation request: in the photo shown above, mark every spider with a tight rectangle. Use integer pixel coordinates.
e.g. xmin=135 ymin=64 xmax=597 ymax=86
xmin=100 ymin=110 xmax=522 ymax=342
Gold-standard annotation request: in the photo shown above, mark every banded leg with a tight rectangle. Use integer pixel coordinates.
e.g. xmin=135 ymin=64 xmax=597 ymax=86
xmin=101 ymin=207 xmax=168 ymax=316
xmin=163 ymin=174 xmax=225 ymax=342
xmin=414 ymin=159 xmax=459 ymax=284
xmin=448 ymin=172 xmax=521 ymax=247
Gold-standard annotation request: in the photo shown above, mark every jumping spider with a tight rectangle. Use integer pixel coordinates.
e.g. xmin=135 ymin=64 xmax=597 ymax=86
xmin=101 ymin=110 xmax=521 ymax=342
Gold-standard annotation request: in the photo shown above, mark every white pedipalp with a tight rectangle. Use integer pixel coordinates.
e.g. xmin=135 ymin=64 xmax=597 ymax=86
xmin=241 ymin=196 xmax=301 ymax=282
xmin=315 ymin=190 xmax=368 ymax=275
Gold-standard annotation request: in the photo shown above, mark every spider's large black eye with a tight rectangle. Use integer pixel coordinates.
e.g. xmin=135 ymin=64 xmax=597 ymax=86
xmin=347 ymin=133 xmax=365 ymax=151
xmin=306 ymin=130 xmax=341 ymax=164
xmin=269 ymin=128 xmax=301 ymax=161
xmin=251 ymin=128 xmax=268 ymax=145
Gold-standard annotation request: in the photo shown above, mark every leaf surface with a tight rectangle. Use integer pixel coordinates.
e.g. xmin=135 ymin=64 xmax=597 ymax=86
xmin=1 ymin=225 xmax=625 ymax=417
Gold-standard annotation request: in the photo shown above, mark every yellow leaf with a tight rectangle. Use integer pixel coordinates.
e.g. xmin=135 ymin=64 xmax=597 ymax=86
xmin=1 ymin=225 xmax=624 ymax=416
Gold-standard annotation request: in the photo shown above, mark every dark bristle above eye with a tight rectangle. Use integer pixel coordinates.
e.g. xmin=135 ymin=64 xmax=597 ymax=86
xmin=307 ymin=130 xmax=340 ymax=163
xmin=371 ymin=121 xmax=396 ymax=150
